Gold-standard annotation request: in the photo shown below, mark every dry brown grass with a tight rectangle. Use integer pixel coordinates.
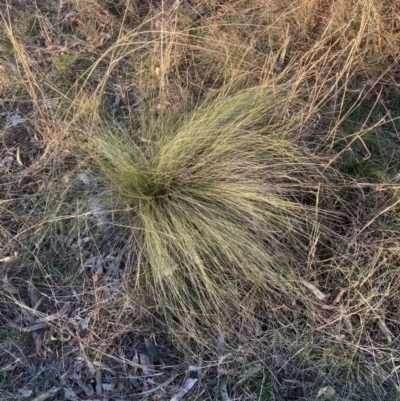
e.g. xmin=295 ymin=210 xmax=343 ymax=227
xmin=1 ymin=0 xmax=400 ymax=400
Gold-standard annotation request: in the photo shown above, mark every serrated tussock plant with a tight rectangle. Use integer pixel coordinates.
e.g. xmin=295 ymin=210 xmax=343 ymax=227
xmin=89 ymin=85 xmax=331 ymax=332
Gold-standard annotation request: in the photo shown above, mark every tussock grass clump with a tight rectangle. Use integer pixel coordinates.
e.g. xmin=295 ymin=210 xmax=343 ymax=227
xmin=89 ymin=85 xmax=331 ymax=331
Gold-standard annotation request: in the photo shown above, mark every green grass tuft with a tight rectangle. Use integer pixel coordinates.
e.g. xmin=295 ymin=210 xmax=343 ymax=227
xmin=88 ymin=85 xmax=331 ymax=332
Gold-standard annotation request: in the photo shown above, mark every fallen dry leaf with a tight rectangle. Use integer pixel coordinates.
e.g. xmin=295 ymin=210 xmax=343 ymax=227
xmin=0 ymin=256 xmax=14 ymax=263
xmin=22 ymin=322 xmax=47 ymax=332
xmin=283 ymin=378 xmax=314 ymax=387
xmin=139 ymin=353 xmax=154 ymax=377
xmin=63 ymin=388 xmax=79 ymax=401
xmin=68 ymin=314 xmax=92 ymax=330
xmin=35 ymin=329 xmax=47 ymax=357
xmin=88 ymin=198 xmax=108 ymax=229
xmin=348 ymin=182 xmax=377 ymax=189
xmin=78 ymin=171 xmax=96 ymax=188
xmin=17 ymin=389 xmax=33 ymax=398
xmin=2 ymin=282 xmax=19 ymax=294
xmin=64 ymin=11 xmax=79 ymax=20
xmin=95 ymin=370 xmax=102 ymax=395
xmin=145 ymin=338 xmax=159 ymax=364
xmin=27 ymin=280 xmax=40 ymax=308
xmin=84 ymin=383 xmax=123 ymax=399
xmin=301 ymin=280 xmax=328 ymax=301
xmin=0 ymin=112 xmax=24 ymax=126
xmin=317 ymin=385 xmax=335 ymax=399
xmin=2 ymin=273 xmax=19 ymax=294
xmin=218 ymin=378 xmax=230 ymax=401
xmin=275 ymin=27 xmax=290 ymax=72
xmin=31 ymin=387 xmax=60 ymax=401
xmin=172 ymin=0 xmax=181 ymax=11
xmin=36 ymin=302 xmax=70 ymax=323
xmin=1 ymin=156 xmax=14 ymax=168
xmin=135 ymin=377 xmax=174 ymax=396
xmin=101 ymin=383 xmax=116 ymax=391
xmin=100 ymin=32 xmax=111 ymax=40
xmin=31 ymin=393 xmax=53 ymax=401
xmin=333 ymin=288 xmax=347 ymax=304
xmin=170 ymin=378 xmax=198 ymax=401
xmin=16 ymin=147 xmax=24 ymax=166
